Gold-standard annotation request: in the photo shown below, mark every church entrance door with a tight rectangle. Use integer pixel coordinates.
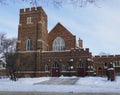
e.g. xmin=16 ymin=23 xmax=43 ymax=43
xmin=51 ymin=62 xmax=59 ymax=77
xmin=77 ymin=68 xmax=84 ymax=77
xmin=52 ymin=68 xmax=59 ymax=77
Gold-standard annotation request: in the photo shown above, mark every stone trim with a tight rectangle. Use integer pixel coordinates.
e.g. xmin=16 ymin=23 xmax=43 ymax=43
xmin=42 ymin=50 xmax=70 ymax=53
xmin=37 ymin=39 xmax=44 ymax=42
xmin=17 ymin=71 xmax=50 ymax=74
xmin=17 ymin=40 xmax=21 ymax=43
xmin=61 ymin=71 xmax=76 ymax=73
xmin=17 ymin=50 xmax=41 ymax=53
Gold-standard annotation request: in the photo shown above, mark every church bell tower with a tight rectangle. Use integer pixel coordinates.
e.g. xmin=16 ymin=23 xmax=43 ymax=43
xmin=16 ymin=7 xmax=48 ymax=77
xmin=17 ymin=7 xmax=48 ymax=51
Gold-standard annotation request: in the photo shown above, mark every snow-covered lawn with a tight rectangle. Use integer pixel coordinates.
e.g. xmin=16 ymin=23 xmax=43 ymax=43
xmin=0 ymin=76 xmax=120 ymax=93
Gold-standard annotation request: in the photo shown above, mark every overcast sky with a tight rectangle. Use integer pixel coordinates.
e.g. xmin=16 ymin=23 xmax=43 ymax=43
xmin=0 ymin=0 xmax=120 ymax=55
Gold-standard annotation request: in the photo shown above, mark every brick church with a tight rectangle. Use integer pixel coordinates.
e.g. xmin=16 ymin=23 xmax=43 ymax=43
xmin=16 ymin=7 xmax=120 ymax=77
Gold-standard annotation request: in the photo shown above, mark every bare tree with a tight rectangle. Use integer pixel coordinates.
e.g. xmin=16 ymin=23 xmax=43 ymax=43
xmin=5 ymin=52 xmax=17 ymax=81
xmin=0 ymin=33 xmax=16 ymax=56
xmin=0 ymin=32 xmax=6 ymax=55
xmin=4 ymin=38 xmax=17 ymax=80
xmin=0 ymin=0 xmax=99 ymax=7
xmin=0 ymin=32 xmax=17 ymax=80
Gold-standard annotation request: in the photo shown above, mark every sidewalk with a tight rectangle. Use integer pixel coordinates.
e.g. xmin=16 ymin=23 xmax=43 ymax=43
xmin=34 ymin=77 xmax=79 ymax=85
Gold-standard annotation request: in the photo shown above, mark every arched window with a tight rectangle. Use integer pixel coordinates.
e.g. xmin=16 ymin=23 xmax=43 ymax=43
xmin=62 ymin=64 xmax=67 ymax=71
xmin=52 ymin=62 xmax=59 ymax=68
xmin=45 ymin=64 xmax=49 ymax=71
xmin=52 ymin=37 xmax=65 ymax=51
xmin=78 ymin=61 xmax=83 ymax=68
xmin=26 ymin=39 xmax=32 ymax=51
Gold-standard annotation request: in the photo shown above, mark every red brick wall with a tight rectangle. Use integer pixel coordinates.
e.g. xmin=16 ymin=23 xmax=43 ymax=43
xmin=93 ymin=55 xmax=120 ymax=76
xmin=41 ymin=48 xmax=92 ymax=76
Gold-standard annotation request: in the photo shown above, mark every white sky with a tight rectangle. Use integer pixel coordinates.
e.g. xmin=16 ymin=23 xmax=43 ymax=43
xmin=0 ymin=0 xmax=120 ymax=55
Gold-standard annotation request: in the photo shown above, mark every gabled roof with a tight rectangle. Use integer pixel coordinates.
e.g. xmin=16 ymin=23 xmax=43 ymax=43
xmin=49 ymin=22 xmax=74 ymax=36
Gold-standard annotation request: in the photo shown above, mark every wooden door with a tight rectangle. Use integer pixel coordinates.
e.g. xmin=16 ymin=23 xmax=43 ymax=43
xmin=77 ymin=68 xmax=84 ymax=77
xmin=52 ymin=68 xmax=59 ymax=77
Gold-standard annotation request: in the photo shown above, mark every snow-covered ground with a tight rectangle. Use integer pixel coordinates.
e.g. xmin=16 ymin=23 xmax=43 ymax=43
xmin=0 ymin=76 xmax=120 ymax=93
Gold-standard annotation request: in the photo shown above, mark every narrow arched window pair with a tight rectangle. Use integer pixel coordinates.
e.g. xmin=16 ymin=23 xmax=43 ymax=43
xmin=26 ymin=39 xmax=32 ymax=51
xmin=45 ymin=64 xmax=49 ymax=71
xmin=78 ymin=61 xmax=83 ymax=68
xmin=62 ymin=64 xmax=67 ymax=71
xmin=52 ymin=37 xmax=65 ymax=51
xmin=52 ymin=62 xmax=59 ymax=68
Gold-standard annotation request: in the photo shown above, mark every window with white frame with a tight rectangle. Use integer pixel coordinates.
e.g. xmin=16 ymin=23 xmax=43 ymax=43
xmin=62 ymin=64 xmax=67 ymax=71
xmin=52 ymin=37 xmax=65 ymax=51
xmin=52 ymin=62 xmax=59 ymax=68
xmin=113 ymin=61 xmax=120 ymax=67
xmin=27 ymin=17 xmax=32 ymax=24
xmin=26 ymin=39 xmax=32 ymax=51
xmin=78 ymin=61 xmax=83 ymax=68
xmin=0 ymin=65 xmax=2 ymax=69
xmin=45 ymin=64 xmax=49 ymax=71
xmin=104 ymin=63 xmax=108 ymax=68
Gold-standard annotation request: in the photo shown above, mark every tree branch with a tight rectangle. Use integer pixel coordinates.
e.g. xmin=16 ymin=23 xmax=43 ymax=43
xmin=0 ymin=0 xmax=98 ymax=7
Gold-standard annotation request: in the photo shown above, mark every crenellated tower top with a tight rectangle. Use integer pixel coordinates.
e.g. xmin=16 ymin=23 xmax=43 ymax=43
xmin=20 ymin=7 xmax=46 ymax=15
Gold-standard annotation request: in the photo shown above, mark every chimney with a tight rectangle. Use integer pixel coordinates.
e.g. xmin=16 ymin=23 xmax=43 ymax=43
xmin=78 ymin=38 xmax=83 ymax=48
